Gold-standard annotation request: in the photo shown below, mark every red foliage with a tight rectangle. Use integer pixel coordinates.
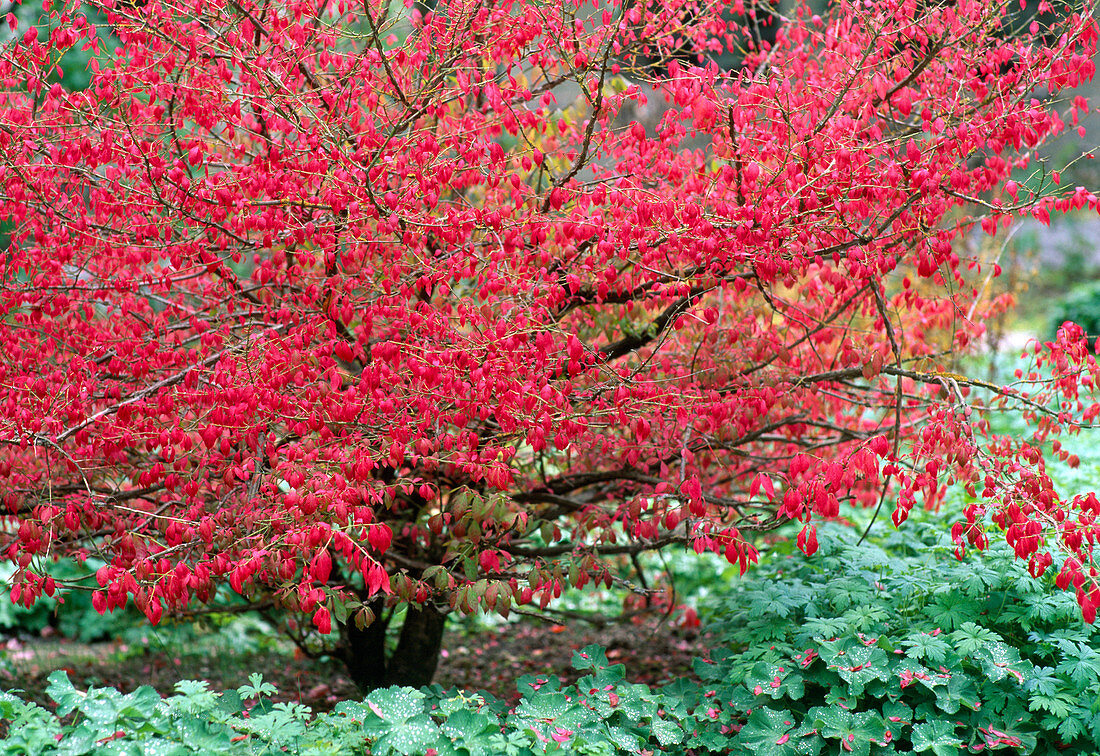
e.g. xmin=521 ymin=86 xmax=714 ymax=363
xmin=0 ymin=0 xmax=1098 ymax=638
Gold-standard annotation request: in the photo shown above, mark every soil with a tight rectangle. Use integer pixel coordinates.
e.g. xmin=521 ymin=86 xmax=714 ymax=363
xmin=1 ymin=612 xmax=706 ymax=714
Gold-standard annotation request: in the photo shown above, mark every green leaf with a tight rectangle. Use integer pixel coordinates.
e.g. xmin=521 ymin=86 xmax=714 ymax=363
xmin=973 ymin=719 xmax=1036 ymax=752
xmin=1018 ymin=592 xmax=1067 ymax=628
xmin=436 ymin=692 xmax=487 ymax=717
xmin=571 ymin=645 xmax=610 ymax=671
xmin=441 ymin=708 xmax=496 ymax=742
xmin=650 ymin=716 xmax=684 ymax=747
xmin=1055 ymin=640 xmax=1100 ymax=687
xmin=237 ymin=673 xmax=277 ymax=699
xmin=610 ymin=682 xmax=656 ymax=722
xmin=745 ymin=661 xmax=806 ymax=701
xmin=603 ymin=723 xmax=643 ymax=752
xmin=1057 ymin=713 xmax=1086 ymax=743
xmin=949 ymin=622 xmax=1001 ymax=656
xmin=516 ymin=674 xmax=560 ymax=698
xmin=174 ymin=715 xmax=240 ymax=753
xmin=803 ymin=617 xmax=847 ymax=640
xmin=117 ymin=685 xmax=161 ymax=720
xmin=817 ymin=638 xmax=890 ymax=696
xmin=365 ymin=687 xmax=428 ymax=723
xmin=374 ymin=717 xmax=441 ymax=756
xmin=974 ymin=643 xmax=1031 ymax=686
xmin=333 ymin=700 xmax=372 ymax=721
xmin=736 ymin=707 xmax=803 ymax=755
xmin=1029 ymin=692 xmax=1075 ymax=718
xmin=1024 ymin=666 xmax=1061 ymax=697
xmin=928 ymin=668 xmax=981 ymax=715
xmin=0 ymin=692 xmax=63 ymax=755
xmin=45 ymin=670 xmax=81 ymax=717
xmin=172 ymin=680 xmax=210 ymax=697
xmin=75 ymin=689 xmax=122 ymax=725
xmin=838 ymin=604 xmax=888 ymax=631
xmin=902 ymin=632 xmax=951 ymax=665
xmin=804 ymin=707 xmax=881 ymax=756
xmin=55 ymin=723 xmax=97 ymax=755
xmin=747 ymin=588 xmax=806 ymax=619
xmin=215 ymin=689 xmax=243 ymax=717
xmin=927 ymin=595 xmax=980 ymax=631
xmin=911 ymin=721 xmax=962 ymax=756
xmin=882 ymin=701 xmax=913 ymax=727
xmin=513 ymin=691 xmax=570 ymax=721
xmin=359 ymin=689 xmax=441 ymax=756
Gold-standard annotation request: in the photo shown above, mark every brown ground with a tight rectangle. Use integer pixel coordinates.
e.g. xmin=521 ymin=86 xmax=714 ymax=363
xmin=1 ymin=613 xmax=705 ymax=713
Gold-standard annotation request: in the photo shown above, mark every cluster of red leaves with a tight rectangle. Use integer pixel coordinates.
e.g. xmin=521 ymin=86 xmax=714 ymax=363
xmin=0 ymin=0 xmax=1098 ymax=632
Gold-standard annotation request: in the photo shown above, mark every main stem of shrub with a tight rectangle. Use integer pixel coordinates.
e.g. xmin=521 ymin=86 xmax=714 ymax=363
xmin=341 ymin=600 xmax=447 ymax=690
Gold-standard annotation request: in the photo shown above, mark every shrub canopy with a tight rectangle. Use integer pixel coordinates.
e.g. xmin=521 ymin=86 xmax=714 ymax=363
xmin=0 ymin=0 xmax=1098 ymax=684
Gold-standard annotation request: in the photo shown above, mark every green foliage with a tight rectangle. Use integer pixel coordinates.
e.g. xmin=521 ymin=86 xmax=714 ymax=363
xmin=4 ymin=515 xmax=1099 ymax=755
xmin=1046 ymin=279 xmax=1100 ymax=346
xmin=692 ymin=517 xmax=1100 ymax=755
xmin=7 ymin=2 xmax=114 ymax=92
xmin=0 ymin=652 xmax=699 ymax=755
xmin=0 ymin=559 xmax=146 ymax=642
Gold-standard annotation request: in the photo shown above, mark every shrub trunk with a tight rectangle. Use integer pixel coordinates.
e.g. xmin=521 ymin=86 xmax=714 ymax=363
xmin=341 ymin=602 xmax=447 ymax=690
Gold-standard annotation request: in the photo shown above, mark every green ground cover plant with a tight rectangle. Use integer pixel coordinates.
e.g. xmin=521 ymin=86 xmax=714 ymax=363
xmin=4 ymin=0 xmax=1100 ymax=694
xmin=5 ymin=510 xmax=1098 ymax=755
xmin=688 ymin=517 xmax=1100 ymax=755
xmin=1 ymin=655 xmax=698 ymax=755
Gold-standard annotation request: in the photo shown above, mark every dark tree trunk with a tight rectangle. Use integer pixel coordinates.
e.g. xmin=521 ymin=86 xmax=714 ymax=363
xmin=341 ymin=599 xmax=391 ymax=691
xmin=385 ymin=603 xmax=447 ymax=685
xmin=341 ymin=602 xmax=447 ymax=691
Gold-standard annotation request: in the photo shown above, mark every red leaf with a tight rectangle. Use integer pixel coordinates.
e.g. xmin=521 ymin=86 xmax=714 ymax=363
xmin=310 ymin=550 xmax=332 ymax=584
xmin=367 ymin=524 xmax=392 ymax=553
xmin=750 ymin=473 xmax=775 ymax=501
xmin=797 ymin=525 xmax=818 ymax=557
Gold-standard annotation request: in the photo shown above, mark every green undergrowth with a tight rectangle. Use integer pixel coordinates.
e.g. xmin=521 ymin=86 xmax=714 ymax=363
xmin=2 ymin=656 xmax=689 ymax=756
xmin=4 ymin=514 xmax=1099 ymax=754
xmin=688 ymin=518 xmax=1100 ymax=755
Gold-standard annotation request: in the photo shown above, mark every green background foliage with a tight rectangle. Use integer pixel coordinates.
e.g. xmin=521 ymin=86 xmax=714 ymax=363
xmin=1046 ymin=279 xmax=1100 ymax=346
xmin=691 ymin=517 xmax=1100 ymax=755
xmin=5 ymin=512 xmax=1099 ymax=755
